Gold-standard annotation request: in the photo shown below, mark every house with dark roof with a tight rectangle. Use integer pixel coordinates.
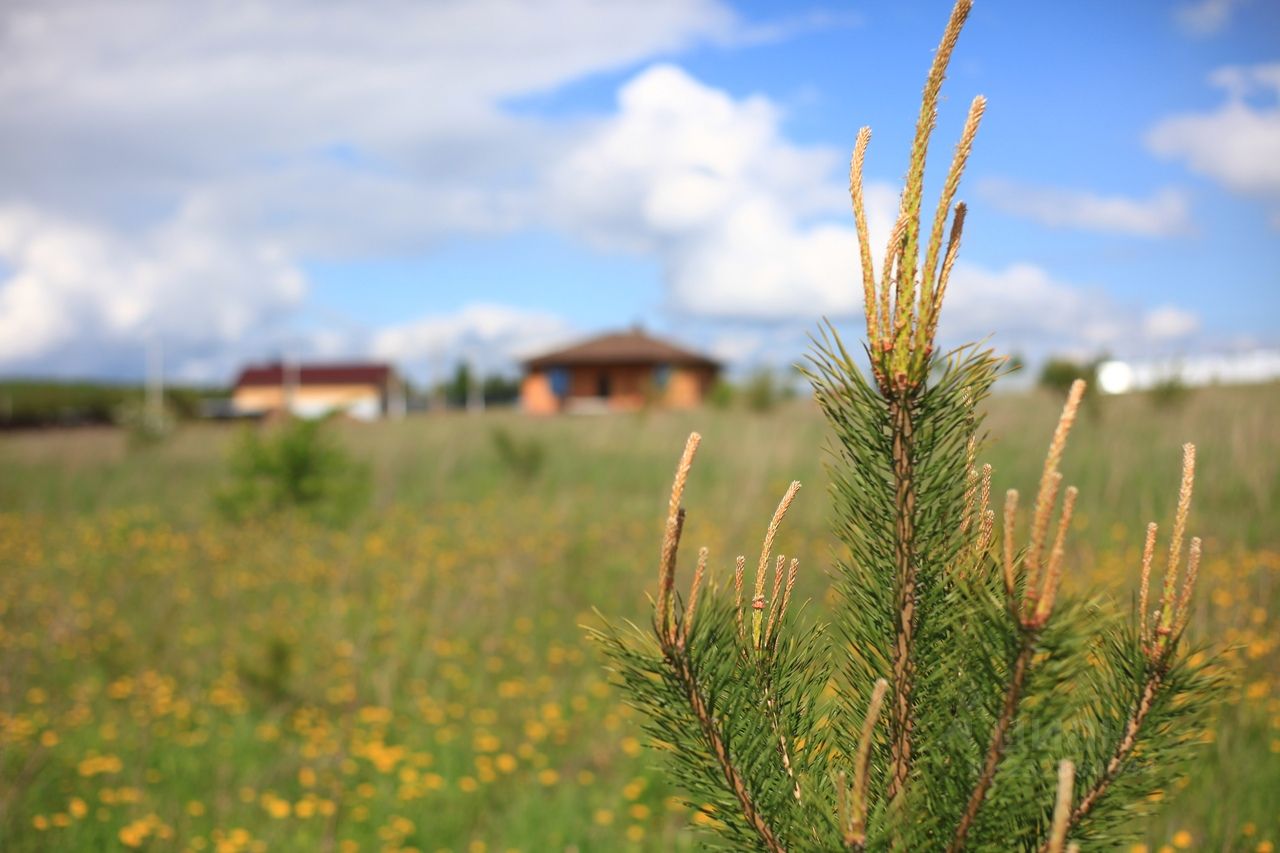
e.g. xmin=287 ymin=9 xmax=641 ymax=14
xmin=520 ymin=329 xmax=720 ymax=414
xmin=231 ymin=362 xmax=406 ymax=421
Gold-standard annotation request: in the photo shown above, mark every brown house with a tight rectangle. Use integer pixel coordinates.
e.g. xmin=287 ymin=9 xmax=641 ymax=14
xmin=232 ymin=362 xmax=406 ymax=421
xmin=520 ymin=329 xmax=720 ymax=414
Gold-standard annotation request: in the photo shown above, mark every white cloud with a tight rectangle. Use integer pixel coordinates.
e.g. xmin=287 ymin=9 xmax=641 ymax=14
xmin=1146 ymin=64 xmax=1280 ymax=222
xmin=0 ymin=205 xmax=305 ymax=377
xmin=939 ymin=261 xmax=1201 ymax=358
xmin=667 ymin=204 xmax=861 ymax=318
xmin=1174 ymin=0 xmax=1245 ymax=35
xmin=1142 ymin=305 xmax=1200 ymax=341
xmin=371 ymin=304 xmax=574 ymax=381
xmin=978 ymin=179 xmax=1193 ymax=237
xmin=707 ymin=331 xmax=766 ymax=367
xmin=0 ymin=0 xmax=739 ymax=376
xmin=942 ymin=262 xmax=1111 ymax=350
xmin=547 ymin=64 xmax=898 ymax=320
xmin=0 ymin=0 xmax=737 ymax=198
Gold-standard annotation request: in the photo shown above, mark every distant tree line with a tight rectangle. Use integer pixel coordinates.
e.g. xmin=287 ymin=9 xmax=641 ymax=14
xmin=1037 ymin=356 xmax=1100 ymax=395
xmin=432 ymin=363 xmax=521 ymax=409
xmin=705 ymin=366 xmax=807 ymax=412
xmin=0 ymin=381 xmax=218 ymax=429
xmin=1035 ymin=355 xmax=1191 ymax=409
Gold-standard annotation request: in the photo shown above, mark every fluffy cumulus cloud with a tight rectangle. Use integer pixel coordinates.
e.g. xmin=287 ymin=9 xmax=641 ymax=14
xmin=0 ymin=0 xmax=737 ymax=214
xmin=0 ymin=205 xmax=305 ymax=378
xmin=977 ymin=180 xmax=1192 ymax=237
xmin=940 ymin=262 xmax=1201 ymax=358
xmin=545 ymin=65 xmax=1198 ymax=360
xmin=547 ymin=64 xmax=900 ymax=320
xmin=1146 ymin=64 xmax=1280 ymax=224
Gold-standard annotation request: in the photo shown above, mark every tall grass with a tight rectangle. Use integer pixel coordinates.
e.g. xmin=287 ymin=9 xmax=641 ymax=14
xmin=0 ymin=383 xmax=1276 ymax=850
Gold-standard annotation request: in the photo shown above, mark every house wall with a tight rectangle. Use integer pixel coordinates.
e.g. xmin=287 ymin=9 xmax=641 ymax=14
xmin=232 ymin=383 xmax=385 ymax=419
xmin=566 ymin=364 xmax=651 ymax=410
xmin=664 ymin=366 xmax=716 ymax=409
xmin=520 ymin=363 xmax=719 ymax=413
xmin=520 ymin=372 xmax=558 ymax=415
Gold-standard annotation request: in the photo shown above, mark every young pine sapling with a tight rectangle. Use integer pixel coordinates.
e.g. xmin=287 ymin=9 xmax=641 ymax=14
xmin=594 ymin=1 xmax=1222 ymax=849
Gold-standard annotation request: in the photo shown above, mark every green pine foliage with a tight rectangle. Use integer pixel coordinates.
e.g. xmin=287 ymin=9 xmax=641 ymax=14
xmin=593 ymin=1 xmax=1225 ymax=849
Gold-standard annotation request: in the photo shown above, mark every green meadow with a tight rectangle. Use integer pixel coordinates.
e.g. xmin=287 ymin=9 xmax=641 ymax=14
xmin=1 ymin=382 xmax=1277 ymax=852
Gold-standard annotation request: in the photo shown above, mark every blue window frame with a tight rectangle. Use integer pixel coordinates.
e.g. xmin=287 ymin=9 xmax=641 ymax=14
xmin=548 ymin=367 xmax=569 ymax=398
xmin=654 ymin=363 xmax=672 ymax=390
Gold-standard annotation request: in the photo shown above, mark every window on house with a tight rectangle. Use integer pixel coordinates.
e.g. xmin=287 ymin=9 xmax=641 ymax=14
xmin=549 ymin=368 xmax=569 ymax=398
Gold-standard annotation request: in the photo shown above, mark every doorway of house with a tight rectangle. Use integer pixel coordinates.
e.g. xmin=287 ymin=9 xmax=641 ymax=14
xmin=597 ymin=373 xmax=611 ymax=398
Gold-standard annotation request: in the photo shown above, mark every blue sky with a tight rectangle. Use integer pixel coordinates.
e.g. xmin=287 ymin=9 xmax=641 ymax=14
xmin=1 ymin=0 xmax=1277 ymax=384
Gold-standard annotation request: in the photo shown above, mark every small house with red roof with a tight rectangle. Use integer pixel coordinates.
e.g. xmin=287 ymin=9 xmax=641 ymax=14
xmin=231 ymin=362 xmax=406 ymax=421
xmin=520 ymin=329 xmax=720 ymax=414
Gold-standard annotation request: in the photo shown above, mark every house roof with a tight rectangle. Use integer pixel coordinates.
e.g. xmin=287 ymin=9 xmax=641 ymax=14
xmin=523 ymin=330 xmax=720 ymax=370
xmin=234 ymin=362 xmax=395 ymax=388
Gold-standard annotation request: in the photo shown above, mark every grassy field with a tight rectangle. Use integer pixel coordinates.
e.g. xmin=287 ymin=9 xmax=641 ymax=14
xmin=1 ymin=382 xmax=1277 ymax=852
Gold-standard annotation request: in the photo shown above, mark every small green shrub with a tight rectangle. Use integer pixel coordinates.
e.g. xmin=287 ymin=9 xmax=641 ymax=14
xmin=707 ymin=379 xmax=736 ymax=410
xmin=114 ymin=397 xmax=175 ymax=449
xmin=744 ymin=368 xmax=782 ymax=412
xmin=1149 ymin=375 xmax=1193 ymax=410
xmin=215 ymin=417 xmax=369 ymax=523
xmin=490 ymin=426 xmax=545 ymax=483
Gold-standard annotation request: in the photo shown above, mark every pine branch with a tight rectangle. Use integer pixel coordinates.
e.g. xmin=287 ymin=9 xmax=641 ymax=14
xmin=757 ymin=632 xmax=804 ymax=805
xmin=949 ymin=637 xmax=1034 ymax=851
xmin=1046 ymin=760 xmax=1076 ymax=853
xmin=894 ymin=0 xmax=974 ymax=362
xmin=1044 ymin=673 xmax=1160 ymax=852
xmin=885 ymin=395 xmax=918 ymax=806
xmin=665 ymin=647 xmax=786 ymax=853
xmin=950 ymin=380 xmax=1085 ymax=849
xmin=653 ymin=434 xmax=789 ymax=851
xmin=1046 ymin=444 xmax=1207 ymax=847
xmin=849 ymin=127 xmax=878 ymax=348
xmin=845 ymin=678 xmax=888 ymax=850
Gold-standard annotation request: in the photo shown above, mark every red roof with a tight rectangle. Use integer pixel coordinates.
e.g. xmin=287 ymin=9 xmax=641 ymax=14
xmin=234 ymin=362 xmax=395 ymax=388
xmin=523 ymin=330 xmax=719 ymax=370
